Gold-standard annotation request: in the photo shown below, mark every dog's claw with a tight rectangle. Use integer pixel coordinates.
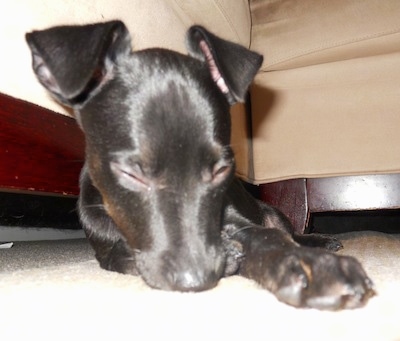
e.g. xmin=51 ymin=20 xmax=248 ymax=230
xmin=325 ymin=238 xmax=344 ymax=252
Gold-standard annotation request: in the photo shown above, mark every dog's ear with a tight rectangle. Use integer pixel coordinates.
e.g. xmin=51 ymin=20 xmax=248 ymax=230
xmin=186 ymin=26 xmax=263 ymax=105
xmin=26 ymin=21 xmax=131 ymax=107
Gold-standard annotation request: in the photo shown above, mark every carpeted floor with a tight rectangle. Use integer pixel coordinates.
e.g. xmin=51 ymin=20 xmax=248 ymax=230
xmin=1 ymin=231 xmax=400 ymax=340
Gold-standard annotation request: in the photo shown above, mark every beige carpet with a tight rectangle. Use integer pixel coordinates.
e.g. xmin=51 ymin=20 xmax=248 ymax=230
xmin=1 ymin=231 xmax=399 ymax=341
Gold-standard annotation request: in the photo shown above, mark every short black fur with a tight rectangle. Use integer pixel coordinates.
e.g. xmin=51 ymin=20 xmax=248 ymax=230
xmin=26 ymin=21 xmax=375 ymax=310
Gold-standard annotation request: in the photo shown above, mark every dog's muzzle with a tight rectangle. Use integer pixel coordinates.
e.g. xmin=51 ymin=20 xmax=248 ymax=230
xmin=136 ymin=248 xmax=225 ymax=292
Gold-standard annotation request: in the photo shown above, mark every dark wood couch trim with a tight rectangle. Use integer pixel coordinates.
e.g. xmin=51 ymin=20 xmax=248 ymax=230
xmin=0 ymin=93 xmax=84 ymax=196
xmin=260 ymin=174 xmax=400 ymax=233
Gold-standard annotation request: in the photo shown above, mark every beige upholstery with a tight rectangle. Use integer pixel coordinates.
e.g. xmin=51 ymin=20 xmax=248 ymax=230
xmin=2 ymin=0 xmax=400 ymax=184
xmin=243 ymin=0 xmax=400 ymax=182
xmin=251 ymin=0 xmax=400 ymax=71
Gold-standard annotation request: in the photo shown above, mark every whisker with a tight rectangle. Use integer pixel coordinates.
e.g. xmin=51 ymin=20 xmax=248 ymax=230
xmin=228 ymin=225 xmax=255 ymax=237
xmin=81 ymin=204 xmax=106 ymax=210
xmin=69 ymin=204 xmax=106 ymax=214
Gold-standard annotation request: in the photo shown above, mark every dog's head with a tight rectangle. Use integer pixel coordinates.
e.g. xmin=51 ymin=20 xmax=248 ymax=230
xmin=26 ymin=21 xmax=262 ymax=291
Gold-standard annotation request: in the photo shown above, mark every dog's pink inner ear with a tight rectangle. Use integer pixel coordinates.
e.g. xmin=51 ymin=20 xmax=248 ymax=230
xmin=31 ymin=52 xmax=62 ymax=96
xmin=199 ymin=40 xmax=229 ymax=95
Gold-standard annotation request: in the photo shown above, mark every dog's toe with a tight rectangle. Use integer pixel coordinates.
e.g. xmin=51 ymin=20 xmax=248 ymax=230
xmin=324 ymin=237 xmax=344 ymax=252
xmin=274 ymin=255 xmax=309 ymax=307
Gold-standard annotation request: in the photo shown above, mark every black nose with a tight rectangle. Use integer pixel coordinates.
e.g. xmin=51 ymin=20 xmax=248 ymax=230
xmin=171 ymin=270 xmax=219 ymax=292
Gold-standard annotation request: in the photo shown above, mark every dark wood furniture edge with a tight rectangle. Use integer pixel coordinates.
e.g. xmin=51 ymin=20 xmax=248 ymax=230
xmin=0 ymin=93 xmax=84 ymax=196
xmin=260 ymin=174 xmax=400 ymax=233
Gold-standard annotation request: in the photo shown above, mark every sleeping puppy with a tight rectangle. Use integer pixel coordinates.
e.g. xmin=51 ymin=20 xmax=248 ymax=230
xmin=26 ymin=21 xmax=375 ymax=310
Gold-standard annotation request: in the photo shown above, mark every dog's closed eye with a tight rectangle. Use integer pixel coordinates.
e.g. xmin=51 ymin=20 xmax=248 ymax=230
xmin=110 ymin=161 xmax=151 ymax=192
xmin=202 ymin=159 xmax=233 ymax=185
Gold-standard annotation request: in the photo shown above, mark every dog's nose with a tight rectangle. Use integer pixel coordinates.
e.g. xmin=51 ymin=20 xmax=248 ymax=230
xmin=172 ymin=270 xmax=218 ymax=292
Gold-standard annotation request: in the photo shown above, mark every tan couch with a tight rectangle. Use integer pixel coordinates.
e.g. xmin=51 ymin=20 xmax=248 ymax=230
xmin=1 ymin=0 xmax=400 ymax=231
xmin=246 ymin=0 xmax=400 ymax=183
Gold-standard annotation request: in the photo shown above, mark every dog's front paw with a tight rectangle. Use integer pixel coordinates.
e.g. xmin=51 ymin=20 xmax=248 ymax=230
xmin=276 ymin=250 xmax=375 ymax=310
xmin=242 ymin=248 xmax=375 ymax=310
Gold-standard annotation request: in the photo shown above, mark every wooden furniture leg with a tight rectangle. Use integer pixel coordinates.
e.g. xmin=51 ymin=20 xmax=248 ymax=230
xmin=260 ymin=178 xmax=309 ymax=234
xmin=260 ymin=174 xmax=400 ymax=234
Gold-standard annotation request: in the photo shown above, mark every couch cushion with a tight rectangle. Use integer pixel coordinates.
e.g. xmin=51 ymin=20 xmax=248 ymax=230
xmin=248 ymin=51 xmax=400 ymax=183
xmin=250 ymin=0 xmax=400 ymax=71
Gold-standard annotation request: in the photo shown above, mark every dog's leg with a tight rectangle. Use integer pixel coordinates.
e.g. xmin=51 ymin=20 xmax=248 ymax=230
xmin=223 ymin=180 xmax=375 ymax=309
xmin=258 ymin=203 xmax=344 ymax=251
xmin=227 ymin=180 xmax=343 ymax=251
xmin=79 ymin=165 xmax=138 ymax=275
xmin=234 ymin=227 xmax=374 ymax=309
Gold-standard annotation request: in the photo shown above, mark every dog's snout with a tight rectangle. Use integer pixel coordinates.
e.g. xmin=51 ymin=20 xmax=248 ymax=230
xmin=172 ymin=270 xmax=218 ymax=292
xmin=158 ymin=251 xmax=222 ymax=292
xmin=137 ymin=248 xmax=225 ymax=292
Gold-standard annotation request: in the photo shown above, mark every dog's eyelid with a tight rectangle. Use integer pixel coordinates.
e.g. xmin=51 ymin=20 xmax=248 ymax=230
xmin=202 ymin=158 xmax=233 ymax=185
xmin=110 ymin=161 xmax=151 ymax=192
xmin=213 ymin=165 xmax=229 ymax=179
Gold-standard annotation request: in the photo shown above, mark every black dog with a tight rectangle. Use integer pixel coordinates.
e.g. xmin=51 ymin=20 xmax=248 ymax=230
xmin=26 ymin=21 xmax=375 ymax=310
